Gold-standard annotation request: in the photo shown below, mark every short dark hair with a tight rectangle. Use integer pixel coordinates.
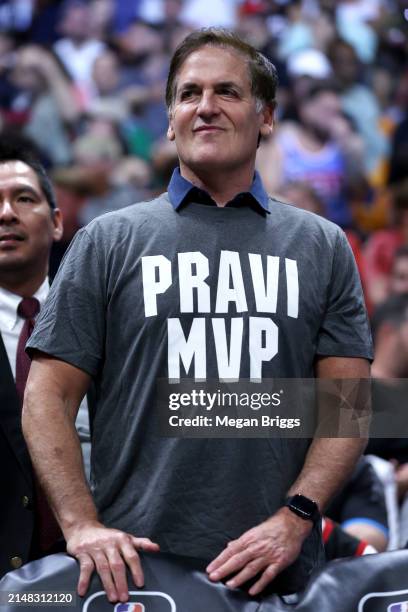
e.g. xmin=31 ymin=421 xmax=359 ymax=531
xmin=0 ymin=135 xmax=56 ymax=209
xmin=302 ymin=81 xmax=341 ymax=103
xmin=166 ymin=27 xmax=278 ymax=111
xmin=327 ymin=37 xmax=358 ymax=65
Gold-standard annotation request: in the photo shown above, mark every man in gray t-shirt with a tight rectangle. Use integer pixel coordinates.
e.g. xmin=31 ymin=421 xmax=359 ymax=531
xmin=23 ymin=28 xmax=372 ymax=603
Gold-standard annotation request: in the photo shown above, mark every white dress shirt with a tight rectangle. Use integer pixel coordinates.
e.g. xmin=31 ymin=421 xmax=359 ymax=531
xmin=0 ymin=279 xmax=49 ymax=379
xmin=0 ymin=279 xmax=91 ymax=478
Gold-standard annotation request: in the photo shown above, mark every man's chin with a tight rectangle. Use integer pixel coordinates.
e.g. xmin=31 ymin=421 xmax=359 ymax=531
xmin=186 ymin=156 xmax=240 ymax=173
xmin=0 ymin=254 xmax=32 ymax=273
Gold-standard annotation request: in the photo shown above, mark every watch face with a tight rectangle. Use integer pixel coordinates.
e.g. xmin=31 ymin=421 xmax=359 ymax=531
xmin=288 ymin=494 xmax=319 ymax=520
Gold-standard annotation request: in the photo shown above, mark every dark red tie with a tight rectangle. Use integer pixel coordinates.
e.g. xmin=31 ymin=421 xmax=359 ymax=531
xmin=15 ymin=297 xmax=62 ymax=554
xmin=15 ymin=297 xmax=40 ymax=404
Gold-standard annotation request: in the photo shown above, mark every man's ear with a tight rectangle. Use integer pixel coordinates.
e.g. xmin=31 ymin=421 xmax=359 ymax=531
xmin=167 ymin=123 xmax=175 ymax=141
xmin=167 ymin=110 xmax=175 ymax=141
xmin=259 ymin=103 xmax=275 ymax=138
xmin=52 ymin=208 xmax=64 ymax=243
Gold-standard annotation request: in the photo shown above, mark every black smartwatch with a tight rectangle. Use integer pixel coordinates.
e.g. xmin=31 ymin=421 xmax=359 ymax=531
xmin=285 ymin=494 xmax=320 ymax=523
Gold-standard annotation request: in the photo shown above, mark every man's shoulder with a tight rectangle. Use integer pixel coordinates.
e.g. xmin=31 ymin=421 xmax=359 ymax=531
xmin=83 ymin=193 xmax=173 ymax=235
xmin=268 ymin=197 xmax=342 ymax=239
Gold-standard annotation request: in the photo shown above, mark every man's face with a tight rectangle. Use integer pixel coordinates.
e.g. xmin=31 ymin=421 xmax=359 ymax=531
xmin=390 ymin=256 xmax=408 ymax=295
xmin=300 ymin=91 xmax=341 ymax=140
xmin=0 ymin=161 xmax=63 ymax=283
xmin=167 ymin=45 xmax=273 ymax=180
xmin=92 ymin=51 xmax=120 ymax=95
xmin=331 ymin=45 xmax=358 ymax=87
xmin=59 ymin=5 xmax=90 ymax=42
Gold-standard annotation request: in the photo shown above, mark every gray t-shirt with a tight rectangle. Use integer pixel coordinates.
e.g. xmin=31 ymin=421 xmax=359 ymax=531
xmin=28 ymin=194 xmax=372 ymax=593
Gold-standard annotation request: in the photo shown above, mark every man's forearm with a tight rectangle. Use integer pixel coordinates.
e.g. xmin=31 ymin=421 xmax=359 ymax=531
xmin=22 ymin=357 xmax=160 ymax=603
xmin=22 ymin=366 xmax=97 ymax=537
xmin=287 ymin=437 xmax=367 ymax=511
xmin=298 ymin=356 xmax=371 ymax=510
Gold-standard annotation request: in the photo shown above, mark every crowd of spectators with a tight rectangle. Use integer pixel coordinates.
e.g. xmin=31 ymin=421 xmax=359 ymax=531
xmin=0 ymin=0 xmax=408 ymax=564
xmin=0 ymin=0 xmax=406 ymax=281
xmin=0 ymin=0 xmax=406 ymax=299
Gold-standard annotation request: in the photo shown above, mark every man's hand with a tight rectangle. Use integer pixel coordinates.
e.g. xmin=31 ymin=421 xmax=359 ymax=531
xmin=206 ymin=508 xmax=312 ymax=596
xmin=66 ymin=521 xmax=160 ymax=603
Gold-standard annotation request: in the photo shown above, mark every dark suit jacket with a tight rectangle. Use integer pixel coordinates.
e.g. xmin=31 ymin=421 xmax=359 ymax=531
xmin=0 ymin=332 xmax=35 ymax=577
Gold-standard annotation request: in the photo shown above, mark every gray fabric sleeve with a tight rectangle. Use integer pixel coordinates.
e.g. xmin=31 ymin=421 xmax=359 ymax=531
xmin=316 ymin=229 xmax=373 ymax=360
xmin=26 ymin=228 xmax=106 ymax=377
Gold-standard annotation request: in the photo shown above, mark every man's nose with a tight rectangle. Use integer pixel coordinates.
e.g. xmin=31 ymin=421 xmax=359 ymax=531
xmin=0 ymin=199 xmax=19 ymax=223
xmin=197 ymin=91 xmax=219 ymax=117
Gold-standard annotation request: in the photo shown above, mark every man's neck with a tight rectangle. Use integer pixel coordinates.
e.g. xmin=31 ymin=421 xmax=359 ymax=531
xmin=0 ymin=270 xmax=48 ymax=298
xmin=179 ymin=163 xmax=255 ymax=206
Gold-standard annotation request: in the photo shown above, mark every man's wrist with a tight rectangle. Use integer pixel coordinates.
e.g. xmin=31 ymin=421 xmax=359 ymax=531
xmin=276 ymin=506 xmax=315 ymax=538
xmin=284 ymin=494 xmax=321 ymax=524
xmin=61 ymin=514 xmax=101 ymax=539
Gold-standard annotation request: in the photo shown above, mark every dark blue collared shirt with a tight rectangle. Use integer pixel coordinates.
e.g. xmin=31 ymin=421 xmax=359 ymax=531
xmin=167 ymin=167 xmax=270 ymax=214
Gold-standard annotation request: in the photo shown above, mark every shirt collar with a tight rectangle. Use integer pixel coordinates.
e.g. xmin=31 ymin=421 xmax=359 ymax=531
xmin=0 ymin=278 xmax=49 ymax=331
xmin=167 ymin=167 xmax=270 ymax=213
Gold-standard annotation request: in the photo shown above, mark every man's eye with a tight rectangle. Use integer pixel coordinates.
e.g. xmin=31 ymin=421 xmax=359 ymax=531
xmin=18 ymin=196 xmax=35 ymax=203
xmin=180 ymin=90 xmax=195 ymax=100
xmin=219 ymin=88 xmax=238 ymax=97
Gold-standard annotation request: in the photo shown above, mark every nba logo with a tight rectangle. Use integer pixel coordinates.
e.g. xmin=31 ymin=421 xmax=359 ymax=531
xmin=388 ymin=603 xmax=408 ymax=612
xmin=114 ymin=604 xmax=145 ymax=612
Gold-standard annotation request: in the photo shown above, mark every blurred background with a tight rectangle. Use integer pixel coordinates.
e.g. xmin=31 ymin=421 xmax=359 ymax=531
xmin=0 ymin=0 xmax=406 ymax=314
